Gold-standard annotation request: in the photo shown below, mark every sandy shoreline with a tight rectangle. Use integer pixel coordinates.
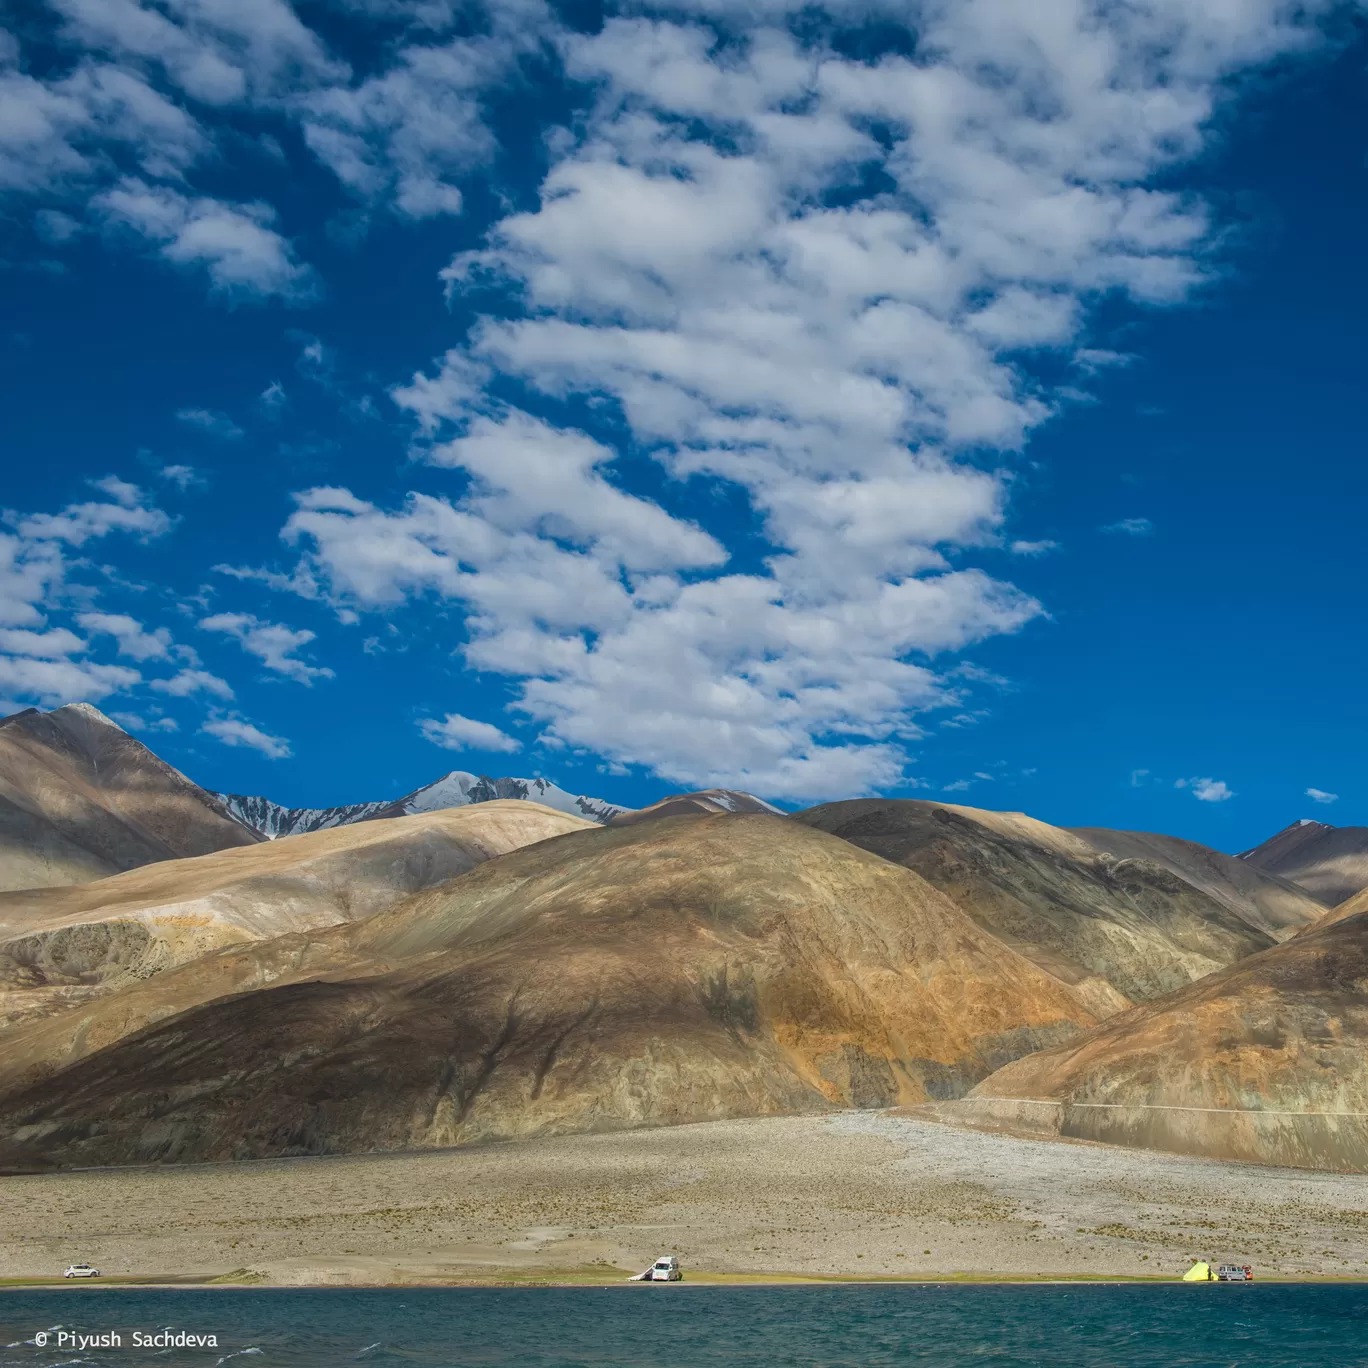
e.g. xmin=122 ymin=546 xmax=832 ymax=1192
xmin=3 ymin=1113 xmax=1366 ymax=1287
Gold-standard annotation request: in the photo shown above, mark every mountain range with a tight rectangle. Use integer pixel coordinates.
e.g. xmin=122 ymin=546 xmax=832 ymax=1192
xmin=215 ymin=773 xmax=628 ymax=839
xmin=0 ymin=702 xmax=1365 ymax=1174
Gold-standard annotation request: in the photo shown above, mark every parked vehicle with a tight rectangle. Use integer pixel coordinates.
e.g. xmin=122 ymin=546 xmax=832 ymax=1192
xmin=63 ymin=1264 xmax=100 ymax=1278
xmin=1182 ymin=1260 xmax=1253 ymax=1282
xmin=629 ymin=1255 xmax=683 ymax=1282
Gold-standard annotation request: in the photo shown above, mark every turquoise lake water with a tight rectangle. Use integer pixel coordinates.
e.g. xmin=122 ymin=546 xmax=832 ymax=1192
xmin=2 ymin=1284 xmax=1366 ymax=1367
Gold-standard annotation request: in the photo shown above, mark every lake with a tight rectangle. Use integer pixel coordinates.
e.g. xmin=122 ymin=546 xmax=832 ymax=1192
xmin=2 ymin=1284 xmax=1366 ymax=1367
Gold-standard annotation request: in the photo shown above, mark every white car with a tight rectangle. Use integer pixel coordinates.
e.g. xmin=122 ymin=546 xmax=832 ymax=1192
xmin=63 ymin=1264 xmax=100 ymax=1278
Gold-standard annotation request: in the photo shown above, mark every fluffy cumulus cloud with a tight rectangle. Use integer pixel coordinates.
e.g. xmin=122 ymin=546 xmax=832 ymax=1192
xmin=94 ymin=178 xmax=314 ymax=299
xmin=0 ymin=1 xmax=545 ymax=298
xmin=419 ymin=712 xmax=521 ymax=754
xmin=1305 ymin=787 xmax=1338 ymax=805
xmin=250 ymin=0 xmax=1337 ymax=798
xmin=76 ymin=612 xmax=172 ymax=661
xmin=0 ymin=481 xmax=179 ymax=707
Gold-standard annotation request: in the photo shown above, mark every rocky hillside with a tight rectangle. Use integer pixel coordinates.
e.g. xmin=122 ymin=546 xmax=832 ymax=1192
xmin=793 ymin=799 xmax=1307 ymax=1017
xmin=0 ymin=812 xmax=1098 ymax=1171
xmin=1067 ymin=825 xmax=1325 ymax=941
xmin=0 ymin=704 xmax=260 ymax=892
xmin=965 ymin=906 xmax=1368 ymax=1171
xmin=0 ymin=799 xmax=595 ymax=1038
xmin=1239 ymin=819 xmax=1368 ymax=907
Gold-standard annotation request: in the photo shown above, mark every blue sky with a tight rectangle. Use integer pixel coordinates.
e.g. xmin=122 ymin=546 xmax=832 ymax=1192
xmin=1 ymin=0 xmax=1365 ymax=851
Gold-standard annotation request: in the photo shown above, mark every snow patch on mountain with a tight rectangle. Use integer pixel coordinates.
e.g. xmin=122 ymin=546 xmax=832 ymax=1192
xmin=213 ymin=793 xmax=391 ymax=840
xmin=398 ymin=773 xmax=627 ymax=825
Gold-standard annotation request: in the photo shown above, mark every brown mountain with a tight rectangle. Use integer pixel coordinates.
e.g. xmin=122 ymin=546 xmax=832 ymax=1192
xmin=1068 ymin=826 xmax=1324 ymax=941
xmin=0 ymin=704 xmax=259 ymax=892
xmin=1239 ymin=819 xmax=1368 ymax=907
xmin=794 ymin=799 xmax=1285 ymax=1017
xmin=966 ymin=907 xmax=1368 ymax=1172
xmin=1299 ymin=883 xmax=1368 ymax=933
xmin=0 ymin=811 xmax=1096 ymax=1171
xmin=609 ymin=789 xmax=784 ymax=825
xmin=0 ymin=799 xmax=596 ymax=1035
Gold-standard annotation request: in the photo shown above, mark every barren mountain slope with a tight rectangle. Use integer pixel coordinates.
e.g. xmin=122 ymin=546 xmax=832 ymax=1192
xmin=0 ymin=800 xmax=594 ymax=1032
xmin=1306 ymin=883 xmax=1368 ymax=931
xmin=0 ymin=812 xmax=1097 ymax=1171
xmin=966 ymin=908 xmax=1368 ymax=1171
xmin=1240 ymin=820 xmax=1368 ymax=907
xmin=795 ymin=799 xmax=1276 ymax=1017
xmin=0 ymin=704 xmax=259 ymax=891
xmin=1068 ymin=826 xmax=1324 ymax=940
xmin=609 ymin=789 xmax=785 ymax=825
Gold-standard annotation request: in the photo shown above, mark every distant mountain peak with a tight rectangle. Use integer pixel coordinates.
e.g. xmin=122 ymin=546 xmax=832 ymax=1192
xmin=217 ymin=770 xmax=629 ymax=839
xmin=1239 ymin=817 xmax=1368 ymax=907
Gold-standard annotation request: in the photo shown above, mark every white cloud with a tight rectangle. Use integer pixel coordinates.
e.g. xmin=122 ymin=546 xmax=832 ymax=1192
xmin=12 ymin=478 xmax=170 ymax=546
xmin=0 ymin=482 xmax=171 ymax=644
xmin=298 ymin=40 xmax=494 ymax=219
xmin=160 ymin=464 xmax=203 ymax=489
xmin=259 ymin=380 xmax=287 ymax=415
xmin=0 ymin=534 xmax=64 ymax=628
xmin=199 ymin=611 xmax=333 ymax=685
xmin=1010 ymin=540 xmax=1059 ymax=557
xmin=201 ymin=714 xmax=291 ymax=758
xmin=48 ymin=0 xmax=344 ymax=107
xmin=1074 ymin=348 xmax=1134 ymax=375
xmin=0 ymin=58 xmax=207 ymax=196
xmin=95 ymin=177 xmax=315 ymax=300
xmin=35 ymin=208 xmax=83 ymax=243
xmin=150 ymin=667 xmax=234 ymax=699
xmin=941 ymin=710 xmax=988 ymax=729
xmin=76 ymin=611 xmax=172 ymax=661
xmin=429 ymin=409 xmax=726 ymax=573
xmin=0 ymin=627 xmax=86 ymax=658
xmin=1130 ymin=768 xmax=1151 ymax=787
xmin=0 ymin=654 xmax=140 ymax=706
xmin=1306 ymin=787 xmax=1338 ymax=805
xmin=1177 ymin=776 xmax=1234 ymax=802
xmin=1102 ymin=517 xmax=1155 ymax=536
xmin=372 ymin=4 xmax=1325 ymax=797
xmin=110 ymin=710 xmax=177 ymax=734
xmin=176 ymin=408 xmax=243 ymax=440
xmin=36 ymin=0 xmax=1333 ymax=799
xmin=419 ymin=712 xmax=521 ymax=753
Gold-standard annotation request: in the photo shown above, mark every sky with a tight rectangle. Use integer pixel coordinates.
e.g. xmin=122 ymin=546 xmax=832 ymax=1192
xmin=1 ymin=0 xmax=1366 ymax=852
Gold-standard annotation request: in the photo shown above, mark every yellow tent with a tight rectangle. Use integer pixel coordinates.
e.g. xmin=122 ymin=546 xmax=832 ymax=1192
xmin=1183 ymin=1261 xmax=1213 ymax=1281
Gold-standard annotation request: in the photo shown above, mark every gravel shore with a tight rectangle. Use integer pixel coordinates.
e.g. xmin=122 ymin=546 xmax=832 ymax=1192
xmin=3 ymin=1113 xmax=1366 ymax=1285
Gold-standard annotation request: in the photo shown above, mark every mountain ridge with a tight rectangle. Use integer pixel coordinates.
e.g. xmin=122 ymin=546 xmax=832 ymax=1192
xmin=1238 ymin=818 xmax=1368 ymax=906
xmin=0 ymin=703 xmax=260 ymax=892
